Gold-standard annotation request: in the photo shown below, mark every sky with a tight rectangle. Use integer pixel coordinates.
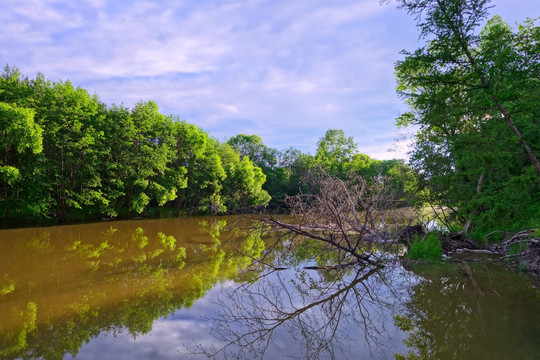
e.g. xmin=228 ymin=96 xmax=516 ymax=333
xmin=1 ymin=0 xmax=538 ymax=159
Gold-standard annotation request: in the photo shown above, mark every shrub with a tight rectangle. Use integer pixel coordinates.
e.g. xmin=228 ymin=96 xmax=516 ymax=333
xmin=407 ymin=233 xmax=442 ymax=261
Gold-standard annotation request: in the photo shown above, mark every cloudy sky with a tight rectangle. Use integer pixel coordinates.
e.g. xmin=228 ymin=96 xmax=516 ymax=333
xmin=1 ymin=0 xmax=538 ymax=159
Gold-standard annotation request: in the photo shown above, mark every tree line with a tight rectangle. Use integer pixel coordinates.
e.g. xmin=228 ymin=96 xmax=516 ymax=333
xmin=3 ymin=0 xmax=536 ymax=241
xmin=0 ymin=67 xmax=271 ymax=223
xmin=0 ymin=67 xmax=414 ymax=224
xmin=226 ymin=130 xmax=415 ymax=209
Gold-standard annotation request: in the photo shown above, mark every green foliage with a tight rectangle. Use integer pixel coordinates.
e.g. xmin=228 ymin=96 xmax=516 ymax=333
xmin=0 ymin=97 xmax=43 ymax=218
xmin=394 ymin=0 xmax=540 ymax=237
xmin=1 ymin=66 xmax=417 ymax=221
xmin=508 ymin=241 xmax=528 ymax=257
xmin=225 ymin=129 xmax=417 ymax=210
xmin=0 ymin=67 xmax=271 ymax=222
xmin=407 ymin=233 xmax=442 ymax=262
xmin=220 ymin=143 xmax=271 ymax=211
xmin=172 ymin=121 xmax=226 ymax=214
xmin=0 ymin=102 xmax=42 ymax=154
xmin=227 ymin=133 xmax=277 ymax=169
xmin=315 ymin=128 xmax=357 ymax=176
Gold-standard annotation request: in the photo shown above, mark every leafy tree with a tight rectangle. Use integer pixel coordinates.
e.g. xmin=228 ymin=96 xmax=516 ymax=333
xmin=0 ymin=69 xmax=108 ymax=220
xmin=315 ymin=129 xmax=357 ymax=176
xmin=228 ymin=134 xmax=299 ymax=208
xmin=172 ymin=121 xmax=227 ymax=214
xmin=117 ymin=101 xmax=185 ymax=213
xmin=0 ymin=67 xmax=272 ymax=221
xmin=394 ymin=0 xmax=540 ymax=235
xmin=227 ymin=134 xmax=277 ymax=169
xmin=29 ymin=76 xmax=108 ymax=221
xmin=274 ymin=147 xmax=316 ymax=198
xmin=0 ymin=67 xmax=47 ymax=219
xmin=96 ymin=104 xmax=136 ymax=215
xmin=219 ymin=143 xmax=270 ymax=211
xmin=0 ymin=102 xmax=42 ymax=218
xmin=99 ymin=102 xmax=187 ymax=216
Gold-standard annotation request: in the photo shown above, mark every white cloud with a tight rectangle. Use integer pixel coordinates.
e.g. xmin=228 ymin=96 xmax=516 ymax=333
xmin=1 ymin=0 xmax=538 ymax=158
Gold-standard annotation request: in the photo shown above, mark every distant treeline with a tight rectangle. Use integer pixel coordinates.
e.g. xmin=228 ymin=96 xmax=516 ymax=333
xmin=0 ymin=66 xmax=414 ymax=224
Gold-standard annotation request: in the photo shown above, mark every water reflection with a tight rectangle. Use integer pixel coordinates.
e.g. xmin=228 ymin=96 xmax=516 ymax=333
xmin=0 ymin=217 xmax=264 ymax=360
xmin=189 ymin=257 xmax=540 ymax=359
xmin=1 ymin=218 xmax=539 ymax=360
xmin=393 ymin=263 xmax=540 ymax=360
xmin=193 ymin=263 xmax=409 ymax=359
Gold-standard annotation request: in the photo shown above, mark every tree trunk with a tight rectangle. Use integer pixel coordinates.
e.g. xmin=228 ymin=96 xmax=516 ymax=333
xmin=436 ymin=0 xmax=540 ymax=176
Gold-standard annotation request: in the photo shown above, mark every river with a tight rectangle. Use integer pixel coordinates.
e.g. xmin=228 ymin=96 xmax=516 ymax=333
xmin=0 ymin=216 xmax=538 ymax=359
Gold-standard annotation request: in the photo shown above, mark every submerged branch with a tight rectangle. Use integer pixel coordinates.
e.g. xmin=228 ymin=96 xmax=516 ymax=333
xmin=248 ymin=168 xmax=414 ymax=268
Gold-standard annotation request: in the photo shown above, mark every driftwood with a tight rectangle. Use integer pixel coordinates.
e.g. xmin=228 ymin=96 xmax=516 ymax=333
xmin=253 ymin=168 xmax=415 ymax=268
xmin=440 ymin=228 xmax=540 ymax=274
xmin=396 ymin=225 xmax=424 ymax=246
xmin=441 ymin=232 xmax=480 ymax=252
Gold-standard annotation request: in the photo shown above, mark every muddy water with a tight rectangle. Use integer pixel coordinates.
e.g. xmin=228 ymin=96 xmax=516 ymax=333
xmin=0 ymin=217 xmax=538 ymax=359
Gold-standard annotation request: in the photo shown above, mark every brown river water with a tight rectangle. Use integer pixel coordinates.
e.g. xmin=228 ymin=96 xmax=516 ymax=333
xmin=0 ymin=216 xmax=538 ymax=359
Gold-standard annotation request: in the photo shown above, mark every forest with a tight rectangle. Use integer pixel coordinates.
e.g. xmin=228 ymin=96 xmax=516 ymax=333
xmin=0 ymin=66 xmax=414 ymax=225
xmin=1 ymin=0 xmax=539 ymax=245
xmin=1 ymin=1 xmax=539 ymax=358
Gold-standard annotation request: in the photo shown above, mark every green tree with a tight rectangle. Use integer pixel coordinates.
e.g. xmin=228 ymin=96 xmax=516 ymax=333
xmin=124 ymin=101 xmax=184 ymax=213
xmin=29 ymin=76 xmax=107 ymax=221
xmin=394 ymin=0 xmax=540 ymax=235
xmin=315 ymin=129 xmax=357 ymax=176
xmin=228 ymin=134 xmax=294 ymax=207
xmin=0 ymin=102 xmax=42 ymax=218
xmin=97 ymin=104 xmax=137 ymax=215
xmin=0 ymin=66 xmax=48 ymax=219
xmin=0 ymin=67 xmax=273 ymax=221
xmin=227 ymin=134 xmax=277 ymax=169
xmin=98 ymin=102 xmax=188 ymax=216
xmin=171 ymin=121 xmax=226 ymax=214
xmin=219 ymin=143 xmax=270 ymax=211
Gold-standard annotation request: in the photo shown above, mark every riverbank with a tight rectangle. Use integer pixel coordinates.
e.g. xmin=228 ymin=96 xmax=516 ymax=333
xmin=439 ymin=230 xmax=540 ymax=276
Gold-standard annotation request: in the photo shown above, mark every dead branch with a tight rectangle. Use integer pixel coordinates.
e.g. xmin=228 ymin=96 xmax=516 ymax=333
xmin=250 ymin=168 xmax=414 ymax=268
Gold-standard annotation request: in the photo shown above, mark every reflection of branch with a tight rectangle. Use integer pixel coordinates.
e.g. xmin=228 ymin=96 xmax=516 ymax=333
xmin=196 ymin=266 xmax=395 ymax=359
xmin=459 ymin=262 xmax=486 ymax=334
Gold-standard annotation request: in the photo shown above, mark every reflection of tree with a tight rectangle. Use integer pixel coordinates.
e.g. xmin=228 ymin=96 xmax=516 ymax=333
xmin=197 ymin=265 xmax=401 ymax=360
xmin=393 ymin=263 xmax=540 ymax=360
xmin=0 ymin=218 xmax=264 ymax=360
xmin=0 ymin=302 xmax=36 ymax=357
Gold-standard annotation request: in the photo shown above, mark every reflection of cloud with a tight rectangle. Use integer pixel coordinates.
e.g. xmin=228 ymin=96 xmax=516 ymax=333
xmin=69 ymin=285 xmax=232 ymax=360
xmin=66 ymin=269 xmax=411 ymax=360
xmin=1 ymin=0 xmax=538 ymax=158
xmin=72 ymin=320 xmax=211 ymax=360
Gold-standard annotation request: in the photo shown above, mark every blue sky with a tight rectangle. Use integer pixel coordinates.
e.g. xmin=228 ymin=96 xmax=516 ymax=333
xmin=1 ymin=0 xmax=538 ymax=159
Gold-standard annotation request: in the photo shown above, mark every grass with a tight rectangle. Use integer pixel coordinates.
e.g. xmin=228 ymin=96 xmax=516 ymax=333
xmin=508 ymin=241 xmax=528 ymax=257
xmin=407 ymin=233 xmax=442 ymax=262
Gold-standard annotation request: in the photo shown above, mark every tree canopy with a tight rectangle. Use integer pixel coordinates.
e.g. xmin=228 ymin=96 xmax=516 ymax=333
xmin=394 ymin=0 xmax=540 ymax=236
xmin=0 ymin=66 xmax=271 ymax=222
xmin=0 ymin=66 xmax=414 ymax=224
